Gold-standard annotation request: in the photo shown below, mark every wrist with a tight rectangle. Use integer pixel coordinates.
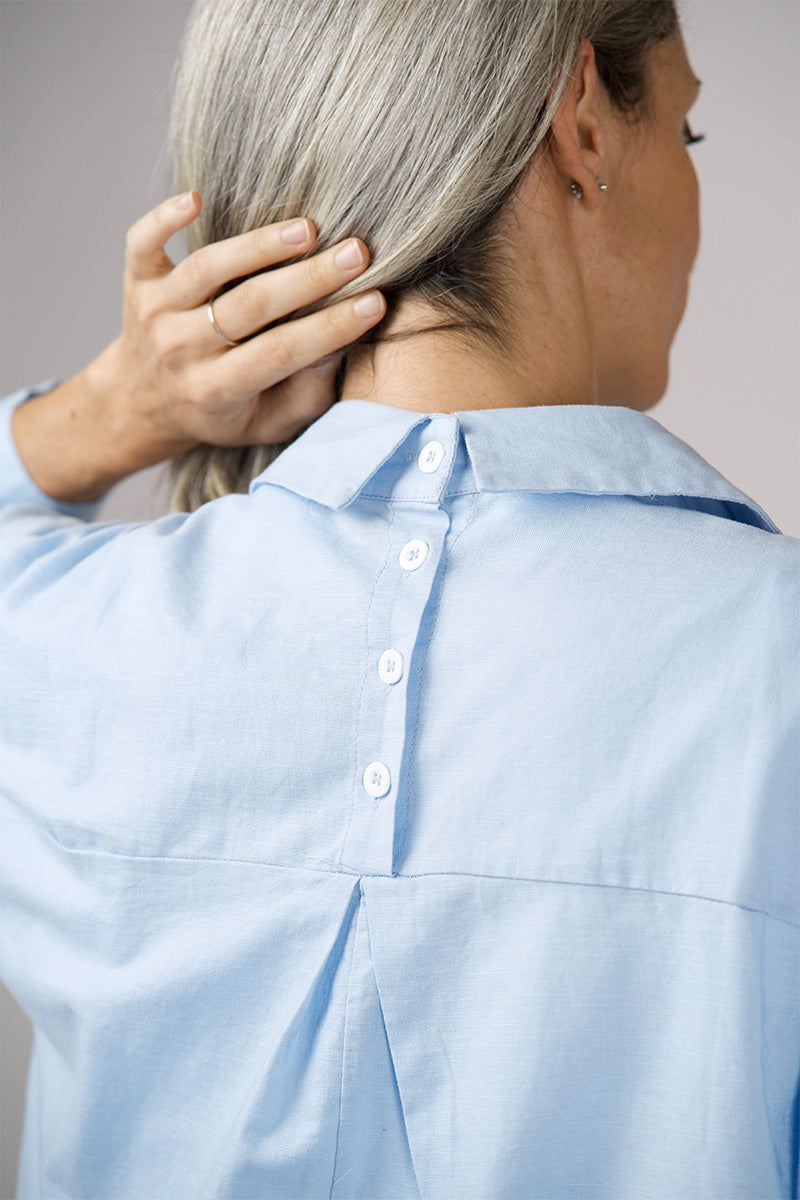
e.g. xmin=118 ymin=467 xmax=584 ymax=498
xmin=85 ymin=338 xmax=199 ymax=466
xmin=11 ymin=349 xmax=197 ymax=505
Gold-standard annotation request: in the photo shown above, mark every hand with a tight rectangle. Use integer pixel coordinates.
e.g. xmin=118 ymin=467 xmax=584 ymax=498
xmin=11 ymin=192 xmax=386 ymax=504
xmin=95 ymin=189 xmax=386 ymax=451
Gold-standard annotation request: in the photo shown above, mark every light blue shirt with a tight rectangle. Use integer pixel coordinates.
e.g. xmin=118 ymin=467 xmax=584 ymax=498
xmin=1 ymin=377 xmax=798 ymax=1200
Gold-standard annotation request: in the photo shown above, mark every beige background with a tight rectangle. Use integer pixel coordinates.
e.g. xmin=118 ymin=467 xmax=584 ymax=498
xmin=1 ymin=1 xmax=798 ymax=1195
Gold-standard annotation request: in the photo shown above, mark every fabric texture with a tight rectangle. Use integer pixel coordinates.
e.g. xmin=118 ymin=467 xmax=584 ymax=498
xmin=1 ymin=377 xmax=798 ymax=1200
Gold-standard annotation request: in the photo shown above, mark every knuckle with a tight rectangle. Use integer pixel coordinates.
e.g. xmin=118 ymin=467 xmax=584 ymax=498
xmin=254 ymin=225 xmax=278 ymax=259
xmin=305 ymin=253 xmax=332 ymax=290
xmin=234 ymin=280 xmax=268 ymax=327
xmin=264 ymin=328 xmax=295 ymax=371
xmin=325 ymin=298 xmax=353 ymax=334
xmin=151 ymin=321 xmax=184 ymax=367
xmin=181 ymin=247 xmax=209 ymax=291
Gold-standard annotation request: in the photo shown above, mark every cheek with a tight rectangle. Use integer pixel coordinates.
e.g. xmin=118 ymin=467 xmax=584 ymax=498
xmin=655 ymin=156 xmax=699 ymax=327
xmin=676 ymin=152 xmax=700 ymax=270
xmin=690 ymin=170 xmax=701 ymax=263
xmin=645 ymin=145 xmax=700 ymax=278
xmin=681 ymin=157 xmax=701 ymax=267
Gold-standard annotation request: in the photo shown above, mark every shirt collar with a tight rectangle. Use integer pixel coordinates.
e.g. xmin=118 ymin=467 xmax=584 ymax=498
xmin=249 ymin=398 xmax=780 ymax=533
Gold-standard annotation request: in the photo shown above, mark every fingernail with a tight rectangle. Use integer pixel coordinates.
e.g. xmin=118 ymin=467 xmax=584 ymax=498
xmin=281 ymin=219 xmax=310 ymax=244
xmin=353 ymin=292 xmax=383 ymax=318
xmin=334 ymin=239 xmax=364 ymax=270
xmin=172 ymin=192 xmax=193 ymax=211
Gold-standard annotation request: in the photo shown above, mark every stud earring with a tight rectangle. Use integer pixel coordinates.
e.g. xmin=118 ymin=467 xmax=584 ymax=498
xmin=568 ymin=175 xmax=609 ymax=198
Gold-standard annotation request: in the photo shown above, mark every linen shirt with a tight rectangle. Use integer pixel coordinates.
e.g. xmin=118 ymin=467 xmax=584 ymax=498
xmin=1 ymin=377 xmax=798 ymax=1200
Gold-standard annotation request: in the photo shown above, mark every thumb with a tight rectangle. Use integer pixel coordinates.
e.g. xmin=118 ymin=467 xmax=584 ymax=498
xmin=125 ymin=191 xmax=201 ymax=281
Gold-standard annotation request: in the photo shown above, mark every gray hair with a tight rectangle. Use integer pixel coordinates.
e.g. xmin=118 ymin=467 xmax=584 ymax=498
xmin=166 ymin=0 xmax=678 ymax=512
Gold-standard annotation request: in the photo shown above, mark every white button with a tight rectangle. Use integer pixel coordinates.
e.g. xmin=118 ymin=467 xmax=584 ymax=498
xmin=363 ymin=761 xmax=391 ymax=798
xmin=399 ymin=539 xmax=429 ymax=571
xmin=418 ymin=440 xmax=445 ymax=473
xmin=378 ymin=648 xmax=404 ymax=684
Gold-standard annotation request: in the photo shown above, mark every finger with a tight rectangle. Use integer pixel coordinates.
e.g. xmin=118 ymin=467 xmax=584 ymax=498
xmin=164 ymin=217 xmax=319 ymax=311
xmin=209 ymin=237 xmax=372 ymax=345
xmin=124 ymin=191 xmax=201 ymax=281
xmin=204 ymin=291 xmax=386 ymax=402
xmin=243 ymin=361 xmax=343 ymax=445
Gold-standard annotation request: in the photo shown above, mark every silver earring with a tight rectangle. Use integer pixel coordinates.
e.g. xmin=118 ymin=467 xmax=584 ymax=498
xmin=568 ymin=175 xmax=608 ymax=198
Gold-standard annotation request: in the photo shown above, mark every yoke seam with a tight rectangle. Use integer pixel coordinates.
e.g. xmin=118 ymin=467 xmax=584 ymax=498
xmin=19 ymin=818 xmax=800 ymax=932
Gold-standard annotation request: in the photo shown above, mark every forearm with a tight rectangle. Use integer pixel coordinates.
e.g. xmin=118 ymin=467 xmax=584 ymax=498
xmin=10 ymin=340 xmax=198 ymax=504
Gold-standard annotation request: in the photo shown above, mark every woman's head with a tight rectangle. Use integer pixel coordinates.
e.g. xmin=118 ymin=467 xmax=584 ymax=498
xmin=167 ymin=0 xmax=687 ymax=510
xmin=555 ymin=30 xmax=702 ymax=408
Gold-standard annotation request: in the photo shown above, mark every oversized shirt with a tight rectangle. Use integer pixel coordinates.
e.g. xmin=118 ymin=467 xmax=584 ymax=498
xmin=1 ymin=378 xmax=798 ymax=1200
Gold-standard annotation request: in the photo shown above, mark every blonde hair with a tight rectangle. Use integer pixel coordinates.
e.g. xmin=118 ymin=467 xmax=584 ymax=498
xmin=167 ymin=0 xmax=678 ymax=512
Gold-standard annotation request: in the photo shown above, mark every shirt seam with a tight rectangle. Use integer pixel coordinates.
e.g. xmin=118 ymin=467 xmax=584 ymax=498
xmin=338 ymin=503 xmax=397 ymax=869
xmin=328 ymin=883 xmax=364 ymax=1199
xmin=25 ymin=824 xmax=800 ymax=932
xmin=397 ymin=489 xmax=480 ymax=866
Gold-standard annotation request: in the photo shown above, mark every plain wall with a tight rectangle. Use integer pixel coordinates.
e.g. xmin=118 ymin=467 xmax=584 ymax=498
xmin=1 ymin=2 xmax=798 ymax=1195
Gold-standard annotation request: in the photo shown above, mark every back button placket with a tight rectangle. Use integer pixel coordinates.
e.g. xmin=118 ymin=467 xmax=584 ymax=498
xmin=340 ymin=419 xmax=456 ymax=876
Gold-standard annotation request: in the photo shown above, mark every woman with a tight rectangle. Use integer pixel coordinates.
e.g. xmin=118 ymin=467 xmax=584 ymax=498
xmin=1 ymin=1 xmax=798 ymax=1197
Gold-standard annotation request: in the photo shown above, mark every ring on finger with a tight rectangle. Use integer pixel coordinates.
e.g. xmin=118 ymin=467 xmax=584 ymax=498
xmin=207 ymin=295 xmax=242 ymax=347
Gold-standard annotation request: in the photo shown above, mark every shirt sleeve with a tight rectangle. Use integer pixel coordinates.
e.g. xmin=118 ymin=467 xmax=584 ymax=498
xmin=0 ymin=379 xmax=185 ymax=628
xmin=0 ymin=379 xmax=111 ymax=520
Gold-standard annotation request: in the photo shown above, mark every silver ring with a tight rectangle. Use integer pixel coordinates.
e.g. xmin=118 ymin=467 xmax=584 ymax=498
xmin=207 ymin=297 xmax=240 ymax=346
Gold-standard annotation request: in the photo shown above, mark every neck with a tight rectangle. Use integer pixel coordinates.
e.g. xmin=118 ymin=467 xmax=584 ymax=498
xmin=340 ymin=177 xmax=600 ymax=414
xmin=341 ymin=307 xmax=598 ymax=414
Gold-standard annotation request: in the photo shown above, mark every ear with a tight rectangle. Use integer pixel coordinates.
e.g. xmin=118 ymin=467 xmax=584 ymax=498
xmin=548 ymin=40 xmax=606 ymax=212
